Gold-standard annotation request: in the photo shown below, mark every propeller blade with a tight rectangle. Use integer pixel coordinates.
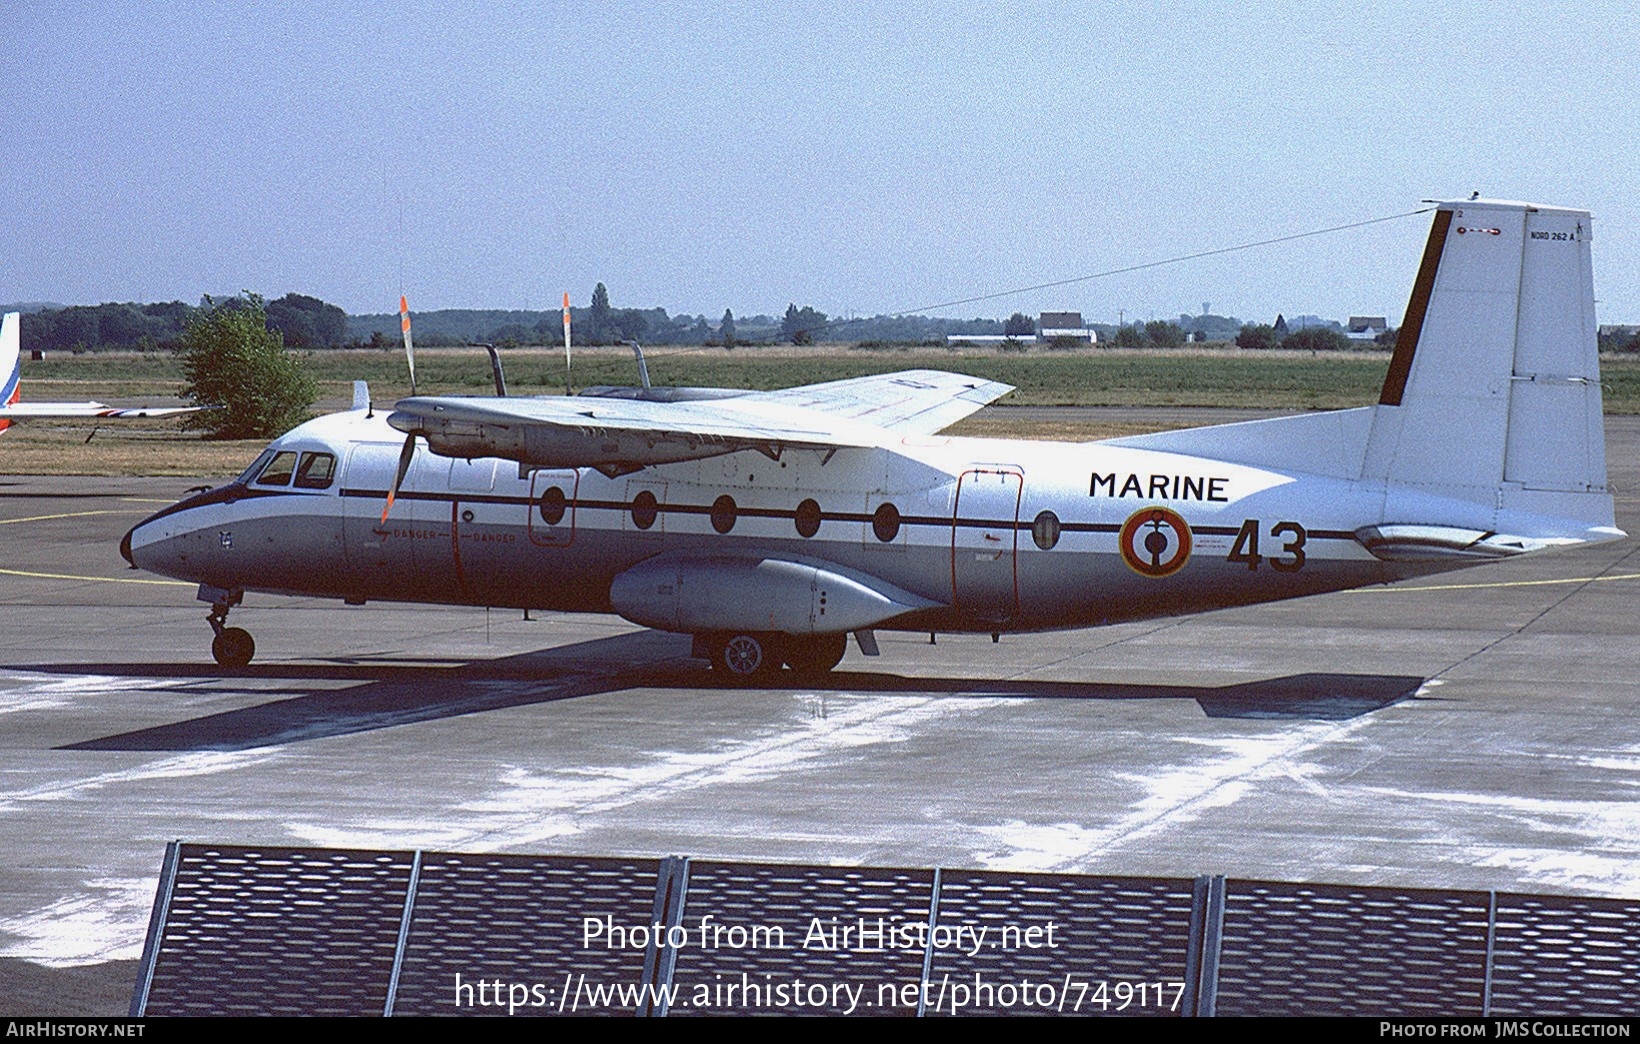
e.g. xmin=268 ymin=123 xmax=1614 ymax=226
xmin=562 ymin=291 xmax=572 ymax=396
xmin=381 ymin=433 xmax=417 ymax=523
xmin=400 ymin=294 xmax=417 ymax=396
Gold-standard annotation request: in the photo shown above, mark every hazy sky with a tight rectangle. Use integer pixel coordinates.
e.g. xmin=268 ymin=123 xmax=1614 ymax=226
xmin=5 ymin=1 xmax=1639 ymax=327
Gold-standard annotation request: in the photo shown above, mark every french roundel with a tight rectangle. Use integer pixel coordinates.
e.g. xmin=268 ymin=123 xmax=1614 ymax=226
xmin=1119 ymin=506 xmax=1192 ymax=578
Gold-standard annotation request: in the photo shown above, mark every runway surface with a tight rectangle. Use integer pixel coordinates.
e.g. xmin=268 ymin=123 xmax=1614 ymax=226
xmin=3 ymin=410 xmax=1639 ymax=1014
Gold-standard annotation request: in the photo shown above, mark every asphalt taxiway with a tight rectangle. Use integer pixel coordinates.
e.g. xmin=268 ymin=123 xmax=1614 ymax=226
xmin=3 ymin=411 xmax=1639 ymax=1014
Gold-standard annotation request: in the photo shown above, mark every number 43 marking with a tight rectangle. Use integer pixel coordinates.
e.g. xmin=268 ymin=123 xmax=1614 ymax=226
xmin=1228 ymin=519 xmax=1307 ymax=572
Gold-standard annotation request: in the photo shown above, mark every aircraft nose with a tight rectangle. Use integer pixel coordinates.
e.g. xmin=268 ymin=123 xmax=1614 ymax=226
xmin=122 ymin=483 xmax=238 ymax=579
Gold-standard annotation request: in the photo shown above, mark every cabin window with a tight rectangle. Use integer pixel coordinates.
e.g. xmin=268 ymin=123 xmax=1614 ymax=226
xmin=631 ymin=490 xmax=659 ymax=530
xmin=254 ymin=451 xmax=298 ymax=487
xmin=794 ymin=498 xmax=822 ymax=538
xmin=1032 ymin=510 xmax=1061 ymax=550
xmin=539 ymin=486 xmax=567 ymax=525
xmin=711 ymin=495 xmax=737 ymax=534
xmin=294 ymin=452 xmax=336 ymax=489
xmin=872 ymin=502 xmax=901 ymax=542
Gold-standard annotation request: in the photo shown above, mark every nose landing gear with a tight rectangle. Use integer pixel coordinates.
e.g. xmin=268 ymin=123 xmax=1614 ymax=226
xmin=205 ymin=588 xmax=255 ymax=668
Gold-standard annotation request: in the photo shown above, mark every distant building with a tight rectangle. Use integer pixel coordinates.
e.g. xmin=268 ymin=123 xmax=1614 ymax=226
xmin=1038 ymin=312 xmax=1095 ymax=343
xmin=1346 ymin=316 xmax=1388 ymax=341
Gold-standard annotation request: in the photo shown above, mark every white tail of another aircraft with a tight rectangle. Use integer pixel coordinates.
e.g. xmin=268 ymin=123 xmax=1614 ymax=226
xmin=1 ymin=312 xmax=22 ymax=432
xmin=1112 ymin=198 xmax=1618 ymax=547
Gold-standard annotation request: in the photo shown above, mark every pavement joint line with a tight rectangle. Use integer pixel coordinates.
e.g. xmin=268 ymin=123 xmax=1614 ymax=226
xmin=1429 ymin=542 xmax=1640 ymax=683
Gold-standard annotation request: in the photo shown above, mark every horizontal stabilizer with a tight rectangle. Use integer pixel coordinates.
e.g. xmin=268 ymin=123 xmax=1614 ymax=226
xmin=1353 ymin=524 xmax=1580 ymax=562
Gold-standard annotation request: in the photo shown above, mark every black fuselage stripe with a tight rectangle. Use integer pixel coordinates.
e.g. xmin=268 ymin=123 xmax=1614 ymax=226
xmin=325 ymin=487 xmax=1359 ymax=540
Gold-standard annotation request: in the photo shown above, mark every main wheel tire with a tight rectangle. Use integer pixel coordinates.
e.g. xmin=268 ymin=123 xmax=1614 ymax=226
xmin=783 ymin=633 xmax=847 ymax=675
xmin=211 ymin=626 xmax=255 ymax=668
xmin=713 ymin=632 xmax=779 ymax=681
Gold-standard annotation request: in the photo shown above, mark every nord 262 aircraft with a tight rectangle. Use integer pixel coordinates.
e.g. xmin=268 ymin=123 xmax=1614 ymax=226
xmin=123 ymin=198 xmax=1621 ymax=674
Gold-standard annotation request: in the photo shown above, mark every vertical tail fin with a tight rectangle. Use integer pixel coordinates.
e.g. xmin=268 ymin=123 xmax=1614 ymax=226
xmin=0 ymin=312 xmax=20 ymax=434
xmin=1362 ymin=199 xmax=1611 ymax=530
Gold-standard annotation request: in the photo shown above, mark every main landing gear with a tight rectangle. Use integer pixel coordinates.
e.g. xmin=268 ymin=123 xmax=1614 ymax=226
xmin=699 ymin=632 xmax=848 ymax=682
xmin=205 ymin=588 xmax=255 ymax=668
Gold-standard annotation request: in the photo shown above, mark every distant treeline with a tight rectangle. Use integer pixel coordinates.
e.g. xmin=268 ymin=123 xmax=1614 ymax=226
xmin=27 ymin=288 xmax=1636 ymax=355
xmin=347 ymin=306 xmax=1010 ymax=348
xmin=349 ymin=306 xmax=747 ymax=347
xmin=18 ymin=294 xmax=348 ymax=353
xmin=16 ymin=293 xmax=1012 ymax=352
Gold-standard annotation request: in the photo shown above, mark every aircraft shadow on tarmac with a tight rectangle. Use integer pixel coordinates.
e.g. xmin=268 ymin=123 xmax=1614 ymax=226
xmin=17 ymin=632 xmax=1427 ymax=753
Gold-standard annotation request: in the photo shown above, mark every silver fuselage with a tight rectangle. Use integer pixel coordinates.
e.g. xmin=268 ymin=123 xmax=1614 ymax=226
xmin=124 ymin=408 xmax=1459 ymax=636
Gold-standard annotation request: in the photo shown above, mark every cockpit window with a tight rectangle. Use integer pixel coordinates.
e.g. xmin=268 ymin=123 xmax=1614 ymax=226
xmin=235 ymin=449 xmax=277 ymax=486
xmin=294 ymin=452 xmax=336 ymax=489
xmin=254 ymin=451 xmax=299 ymax=486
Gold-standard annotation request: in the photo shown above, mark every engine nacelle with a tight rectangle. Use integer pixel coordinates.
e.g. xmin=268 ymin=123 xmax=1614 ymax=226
xmin=609 ymin=555 xmax=933 ymax=635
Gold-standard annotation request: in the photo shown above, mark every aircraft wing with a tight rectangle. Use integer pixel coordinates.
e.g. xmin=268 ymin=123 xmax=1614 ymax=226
xmin=0 ymin=403 xmax=205 ymax=419
xmin=388 ymin=369 xmax=1011 ymax=474
xmin=745 ymin=369 xmax=1013 ymax=435
xmin=388 ymin=392 xmax=881 ymax=474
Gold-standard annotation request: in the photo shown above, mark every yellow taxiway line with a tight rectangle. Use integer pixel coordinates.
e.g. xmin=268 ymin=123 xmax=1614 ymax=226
xmin=1353 ymin=571 xmax=1640 ymax=594
xmin=0 ymin=509 xmax=142 ymax=526
xmin=0 ymin=567 xmax=191 ymax=587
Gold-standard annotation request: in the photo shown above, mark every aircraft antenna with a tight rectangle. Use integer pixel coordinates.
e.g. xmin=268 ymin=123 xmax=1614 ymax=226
xmin=622 ymin=341 xmax=652 ymax=389
xmin=634 ymin=205 xmax=1435 ymax=359
xmin=476 ymin=343 xmax=507 ymax=397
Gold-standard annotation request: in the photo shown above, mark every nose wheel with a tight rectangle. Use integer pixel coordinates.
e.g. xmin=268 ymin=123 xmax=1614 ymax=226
xmin=206 ymin=588 xmax=255 ymax=667
xmin=211 ymin=627 xmax=256 ymax=668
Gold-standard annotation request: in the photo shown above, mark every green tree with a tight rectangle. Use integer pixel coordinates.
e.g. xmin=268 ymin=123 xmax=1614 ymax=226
xmin=179 ymin=294 xmax=316 ymax=439
xmin=611 ymin=308 xmax=650 ymax=342
xmin=782 ymin=303 xmax=829 ymax=344
xmin=1111 ymin=324 xmax=1147 ymax=348
xmin=1003 ymin=312 xmax=1035 ymax=337
xmin=1235 ymin=323 xmax=1278 ymax=350
xmin=1144 ymin=320 xmax=1185 ymax=348
xmin=590 ymin=283 xmax=612 ymax=344
xmin=1281 ymin=326 xmax=1351 ymax=352
xmin=720 ymin=309 xmax=736 ymax=347
xmin=265 ymin=293 xmax=349 ymax=347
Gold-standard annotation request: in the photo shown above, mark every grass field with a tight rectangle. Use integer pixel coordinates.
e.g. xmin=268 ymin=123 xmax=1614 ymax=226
xmin=7 ymin=345 xmax=1640 ymax=476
